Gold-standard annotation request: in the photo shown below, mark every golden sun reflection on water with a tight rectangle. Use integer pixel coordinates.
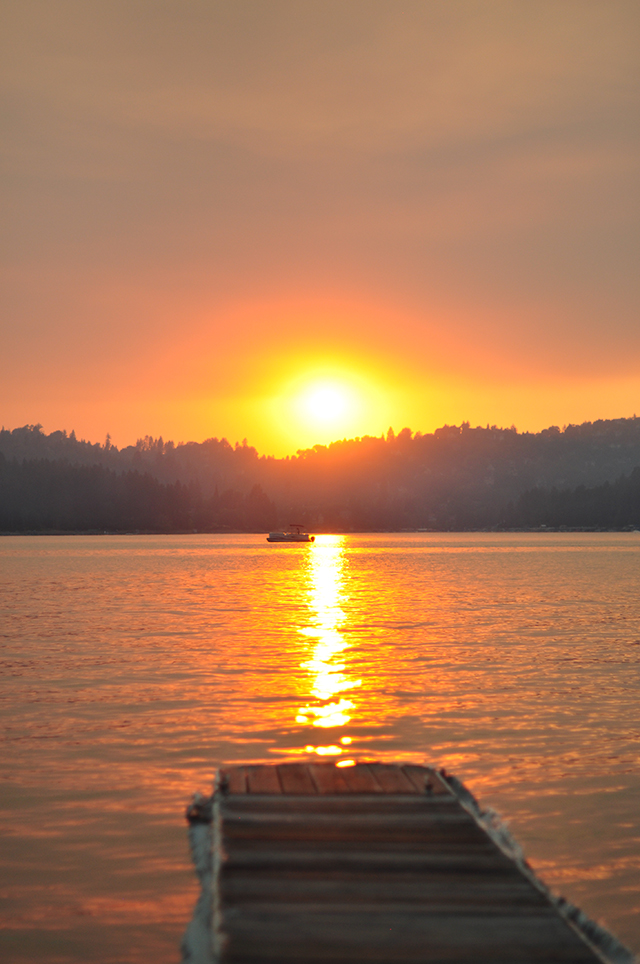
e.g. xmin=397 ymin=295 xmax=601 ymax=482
xmin=294 ymin=535 xmax=361 ymax=760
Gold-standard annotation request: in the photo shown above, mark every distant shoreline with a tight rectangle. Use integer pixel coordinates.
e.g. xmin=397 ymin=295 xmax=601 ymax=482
xmin=2 ymin=527 xmax=639 ymax=537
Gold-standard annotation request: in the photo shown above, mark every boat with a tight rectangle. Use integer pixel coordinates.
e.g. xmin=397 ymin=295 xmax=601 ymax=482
xmin=267 ymin=524 xmax=315 ymax=543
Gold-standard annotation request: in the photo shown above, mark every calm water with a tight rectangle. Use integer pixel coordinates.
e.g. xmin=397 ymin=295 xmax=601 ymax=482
xmin=1 ymin=532 xmax=639 ymax=962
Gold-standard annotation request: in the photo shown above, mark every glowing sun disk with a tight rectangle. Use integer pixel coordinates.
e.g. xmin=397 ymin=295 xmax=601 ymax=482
xmin=300 ymin=383 xmax=353 ymax=424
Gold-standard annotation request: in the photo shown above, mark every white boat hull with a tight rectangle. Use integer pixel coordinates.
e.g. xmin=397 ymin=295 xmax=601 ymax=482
xmin=267 ymin=532 xmax=315 ymax=543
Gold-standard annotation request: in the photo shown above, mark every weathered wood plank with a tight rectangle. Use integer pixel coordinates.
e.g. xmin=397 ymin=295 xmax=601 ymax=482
xmin=337 ymin=763 xmax=384 ymax=793
xmin=245 ymin=765 xmax=282 ymax=794
xmin=425 ymin=769 xmax=453 ymax=796
xmin=222 ymin=795 xmax=459 ymax=814
xmin=366 ymin=763 xmax=419 ymax=793
xmin=220 ymin=870 xmax=549 ymax=908
xmin=223 ymin=899 xmax=558 ymax=917
xmin=223 ymin=909 xmax=597 ymax=962
xmin=221 ymin=803 xmax=478 ymax=821
xmin=223 ymin=767 xmax=248 ymax=794
xmin=222 ymin=808 xmax=488 ymax=840
xmin=222 ymin=833 xmax=514 ymax=860
xmin=220 ymin=846 xmax=525 ymax=873
xmin=308 ymin=763 xmax=351 ymax=794
xmin=221 ymin=807 xmax=479 ymax=825
xmin=277 ymin=764 xmax=318 ymax=795
xmin=221 ymin=816 xmax=491 ymax=845
xmin=403 ymin=764 xmax=451 ymax=795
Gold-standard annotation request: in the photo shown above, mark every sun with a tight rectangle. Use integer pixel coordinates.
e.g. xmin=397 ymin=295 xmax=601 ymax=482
xmin=265 ymin=362 xmax=391 ymax=452
xmin=301 ymin=383 xmax=351 ymax=424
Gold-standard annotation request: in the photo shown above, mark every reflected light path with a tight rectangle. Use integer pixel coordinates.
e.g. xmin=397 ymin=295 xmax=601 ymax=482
xmin=294 ymin=535 xmax=361 ymax=760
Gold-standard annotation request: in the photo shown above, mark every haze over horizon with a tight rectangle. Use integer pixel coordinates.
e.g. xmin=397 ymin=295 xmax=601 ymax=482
xmin=2 ymin=1 xmax=639 ymax=457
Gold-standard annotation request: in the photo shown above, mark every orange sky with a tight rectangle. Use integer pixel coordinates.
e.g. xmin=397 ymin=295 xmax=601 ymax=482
xmin=2 ymin=1 xmax=639 ymax=455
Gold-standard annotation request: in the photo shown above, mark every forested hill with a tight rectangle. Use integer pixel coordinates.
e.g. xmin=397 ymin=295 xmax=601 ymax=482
xmin=0 ymin=425 xmax=262 ymax=494
xmin=2 ymin=418 xmax=640 ymax=530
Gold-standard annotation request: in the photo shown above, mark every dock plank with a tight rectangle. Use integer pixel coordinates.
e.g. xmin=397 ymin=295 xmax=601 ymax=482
xmin=308 ymin=763 xmax=350 ymax=794
xmin=223 ymin=767 xmax=248 ymax=794
xmin=367 ymin=763 xmax=419 ymax=793
xmin=221 ymin=869 xmax=549 ymax=909
xmin=338 ymin=763 xmax=383 ymax=793
xmin=224 ymin=910 xmax=598 ymax=963
xmin=211 ymin=763 xmax=603 ymax=963
xmin=222 ymin=816 xmax=493 ymax=846
xmin=222 ymin=794 xmax=459 ymax=813
xmin=221 ymin=846 xmax=526 ymax=874
xmin=403 ymin=764 xmax=451 ymax=795
xmin=277 ymin=764 xmax=318 ymax=795
xmin=245 ymin=765 xmax=282 ymax=794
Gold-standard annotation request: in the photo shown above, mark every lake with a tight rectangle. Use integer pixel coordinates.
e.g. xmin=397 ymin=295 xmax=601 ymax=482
xmin=1 ymin=532 xmax=639 ymax=962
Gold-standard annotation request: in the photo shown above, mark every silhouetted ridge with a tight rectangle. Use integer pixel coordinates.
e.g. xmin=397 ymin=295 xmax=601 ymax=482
xmin=510 ymin=467 xmax=640 ymax=529
xmin=2 ymin=418 xmax=640 ymax=530
xmin=0 ymin=456 xmax=277 ymax=533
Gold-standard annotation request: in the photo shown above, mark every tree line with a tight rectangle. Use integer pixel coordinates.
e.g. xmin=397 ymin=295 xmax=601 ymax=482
xmin=2 ymin=418 xmax=640 ymax=531
xmin=1 ymin=451 xmax=640 ymax=533
xmin=509 ymin=468 xmax=640 ymax=530
xmin=0 ymin=455 xmax=277 ymax=533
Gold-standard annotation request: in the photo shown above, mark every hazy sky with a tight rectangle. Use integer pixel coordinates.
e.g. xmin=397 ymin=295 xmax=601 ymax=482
xmin=2 ymin=0 xmax=639 ymax=454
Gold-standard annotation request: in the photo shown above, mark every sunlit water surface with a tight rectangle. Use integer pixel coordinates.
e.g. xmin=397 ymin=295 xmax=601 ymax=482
xmin=1 ymin=533 xmax=639 ymax=962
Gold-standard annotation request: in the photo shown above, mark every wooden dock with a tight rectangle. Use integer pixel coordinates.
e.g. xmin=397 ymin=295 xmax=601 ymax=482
xmin=201 ymin=762 xmax=610 ymax=963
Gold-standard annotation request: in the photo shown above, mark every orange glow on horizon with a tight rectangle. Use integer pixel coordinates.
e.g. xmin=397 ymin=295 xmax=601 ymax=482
xmin=267 ymin=359 xmax=394 ymax=451
xmin=11 ymin=284 xmax=640 ymax=460
xmin=13 ymin=288 xmax=640 ymax=459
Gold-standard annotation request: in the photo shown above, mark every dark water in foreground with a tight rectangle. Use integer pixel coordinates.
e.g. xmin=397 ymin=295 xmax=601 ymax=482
xmin=1 ymin=532 xmax=639 ymax=962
